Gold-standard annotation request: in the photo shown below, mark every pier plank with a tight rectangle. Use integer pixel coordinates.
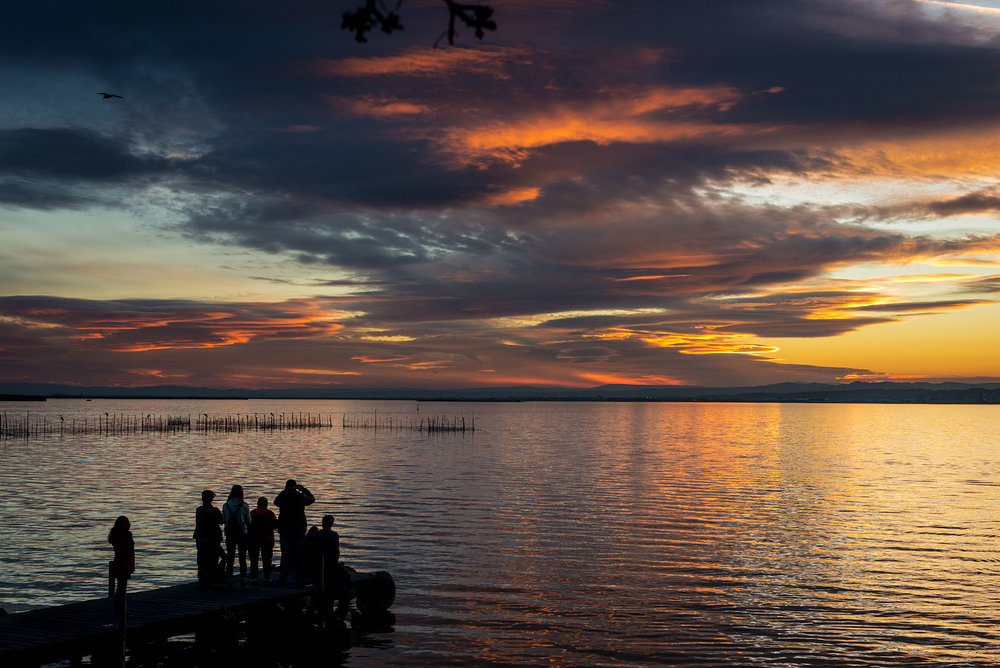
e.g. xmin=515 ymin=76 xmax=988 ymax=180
xmin=0 ymin=581 xmax=312 ymax=665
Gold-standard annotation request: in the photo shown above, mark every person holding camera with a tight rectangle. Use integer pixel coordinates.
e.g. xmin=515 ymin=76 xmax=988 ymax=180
xmin=273 ymin=479 xmax=315 ymax=585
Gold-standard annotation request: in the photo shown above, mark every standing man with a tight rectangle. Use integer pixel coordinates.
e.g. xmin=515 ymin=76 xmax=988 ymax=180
xmin=194 ymin=490 xmax=224 ymax=590
xmin=315 ymin=514 xmax=351 ymax=616
xmin=274 ymin=479 xmax=315 ymax=585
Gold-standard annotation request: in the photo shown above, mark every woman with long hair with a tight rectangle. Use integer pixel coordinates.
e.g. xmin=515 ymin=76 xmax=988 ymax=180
xmin=222 ymin=484 xmax=252 ymax=589
xmin=108 ymin=516 xmax=135 ymax=624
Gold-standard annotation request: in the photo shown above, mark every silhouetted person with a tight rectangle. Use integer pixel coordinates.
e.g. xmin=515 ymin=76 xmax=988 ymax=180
xmin=222 ymin=484 xmax=252 ymax=589
xmin=249 ymin=496 xmax=278 ymax=582
xmin=274 ymin=479 xmax=315 ymax=585
xmin=304 ymin=525 xmax=320 ymax=581
xmin=108 ymin=515 xmax=135 ymax=612
xmin=97 ymin=92 xmax=123 ymax=99
xmin=194 ymin=490 xmax=223 ymax=590
xmin=314 ymin=514 xmax=351 ymax=616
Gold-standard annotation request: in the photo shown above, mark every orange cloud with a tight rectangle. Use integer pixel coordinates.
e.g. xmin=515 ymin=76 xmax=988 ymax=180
xmin=328 ymin=95 xmax=431 ymax=118
xmin=641 ymin=331 xmax=780 ymax=355
xmin=310 ymin=45 xmax=530 ymax=77
xmin=802 ymin=125 xmax=1000 ymax=181
xmin=287 ymin=368 xmax=361 ymax=376
xmin=437 ymin=86 xmax=765 ymax=164
xmin=352 ymin=355 xmax=409 ymax=363
xmin=839 ymin=373 xmax=929 ymax=380
xmin=125 ymin=368 xmax=191 ymax=379
xmin=13 ymin=299 xmax=349 ymax=352
xmin=577 ymin=372 xmax=683 ymax=386
xmin=614 ymin=274 xmax=692 ymax=281
xmin=405 ymin=360 xmax=454 ymax=370
xmin=480 ymin=187 xmax=540 ymax=206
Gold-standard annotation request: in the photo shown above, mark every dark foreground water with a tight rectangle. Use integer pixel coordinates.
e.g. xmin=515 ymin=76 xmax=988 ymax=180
xmin=2 ymin=399 xmax=1000 ymax=666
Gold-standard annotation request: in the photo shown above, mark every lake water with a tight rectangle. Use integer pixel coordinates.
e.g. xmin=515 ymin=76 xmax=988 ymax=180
xmin=2 ymin=399 xmax=1000 ymax=666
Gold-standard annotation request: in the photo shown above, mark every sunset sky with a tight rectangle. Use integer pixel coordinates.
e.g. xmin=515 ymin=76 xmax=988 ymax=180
xmin=2 ymin=0 xmax=1000 ymax=389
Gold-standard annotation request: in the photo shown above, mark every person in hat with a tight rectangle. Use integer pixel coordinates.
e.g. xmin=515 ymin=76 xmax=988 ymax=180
xmin=193 ymin=489 xmax=224 ymax=589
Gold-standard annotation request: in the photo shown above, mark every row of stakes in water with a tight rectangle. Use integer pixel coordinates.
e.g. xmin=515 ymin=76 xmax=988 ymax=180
xmin=0 ymin=411 xmax=475 ymax=438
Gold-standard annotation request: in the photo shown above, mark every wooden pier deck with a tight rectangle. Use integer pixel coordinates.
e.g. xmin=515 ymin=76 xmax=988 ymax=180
xmin=0 ymin=581 xmax=313 ymax=666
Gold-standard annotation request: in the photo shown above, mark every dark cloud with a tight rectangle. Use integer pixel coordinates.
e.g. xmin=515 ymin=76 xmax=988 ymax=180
xmin=0 ymin=127 xmax=175 ymax=209
xmin=927 ymin=189 xmax=1000 ymax=217
xmin=0 ymin=295 xmax=345 ymax=353
xmin=0 ymin=128 xmax=169 ymax=180
xmin=0 ymin=179 xmax=97 ymax=209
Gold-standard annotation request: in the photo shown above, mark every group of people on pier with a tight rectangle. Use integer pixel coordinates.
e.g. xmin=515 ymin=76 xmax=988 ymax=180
xmin=107 ymin=478 xmax=351 ymax=614
xmin=192 ymin=479 xmax=350 ymax=610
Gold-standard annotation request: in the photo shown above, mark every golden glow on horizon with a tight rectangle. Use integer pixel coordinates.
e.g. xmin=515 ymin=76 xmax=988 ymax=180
xmin=759 ymin=303 xmax=1000 ymax=378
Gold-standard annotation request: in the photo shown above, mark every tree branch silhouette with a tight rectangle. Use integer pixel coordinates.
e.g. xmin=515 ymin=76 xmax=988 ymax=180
xmin=342 ymin=0 xmax=495 ymax=45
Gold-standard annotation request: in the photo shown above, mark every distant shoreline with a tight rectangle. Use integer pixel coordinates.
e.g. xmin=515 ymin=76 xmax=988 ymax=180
xmin=3 ymin=394 xmax=998 ymax=405
xmin=2 ymin=380 xmax=999 ymax=404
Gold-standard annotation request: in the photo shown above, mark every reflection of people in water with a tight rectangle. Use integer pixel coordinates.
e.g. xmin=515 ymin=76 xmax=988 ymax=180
xmin=274 ymin=479 xmax=315 ymax=585
xmin=194 ymin=490 xmax=224 ymax=590
xmin=108 ymin=515 xmax=135 ymax=600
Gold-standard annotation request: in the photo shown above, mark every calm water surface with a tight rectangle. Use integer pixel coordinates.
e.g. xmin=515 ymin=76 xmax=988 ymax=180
xmin=2 ymin=399 xmax=1000 ymax=666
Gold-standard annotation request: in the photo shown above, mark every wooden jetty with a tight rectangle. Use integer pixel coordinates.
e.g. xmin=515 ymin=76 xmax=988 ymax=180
xmin=0 ymin=581 xmax=313 ymax=666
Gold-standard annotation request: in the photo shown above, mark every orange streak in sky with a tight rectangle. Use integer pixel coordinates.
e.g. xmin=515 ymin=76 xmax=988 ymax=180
xmin=329 ymin=95 xmax=431 ymax=117
xmin=287 ymin=368 xmax=361 ymax=376
xmin=577 ymin=372 xmax=683 ymax=386
xmin=480 ymin=187 xmax=541 ymax=206
xmin=352 ymin=355 xmax=409 ymax=363
xmin=310 ymin=45 xmax=529 ymax=77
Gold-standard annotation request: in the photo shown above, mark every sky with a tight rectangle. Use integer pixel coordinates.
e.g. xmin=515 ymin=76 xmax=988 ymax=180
xmin=1 ymin=0 xmax=1000 ymax=390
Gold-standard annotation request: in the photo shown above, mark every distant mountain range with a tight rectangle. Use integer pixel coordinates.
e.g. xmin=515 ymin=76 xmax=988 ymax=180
xmin=2 ymin=381 xmax=999 ymax=403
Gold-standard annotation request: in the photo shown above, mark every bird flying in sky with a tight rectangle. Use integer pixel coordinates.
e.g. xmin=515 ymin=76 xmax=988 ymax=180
xmin=96 ymin=92 xmax=123 ymax=99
